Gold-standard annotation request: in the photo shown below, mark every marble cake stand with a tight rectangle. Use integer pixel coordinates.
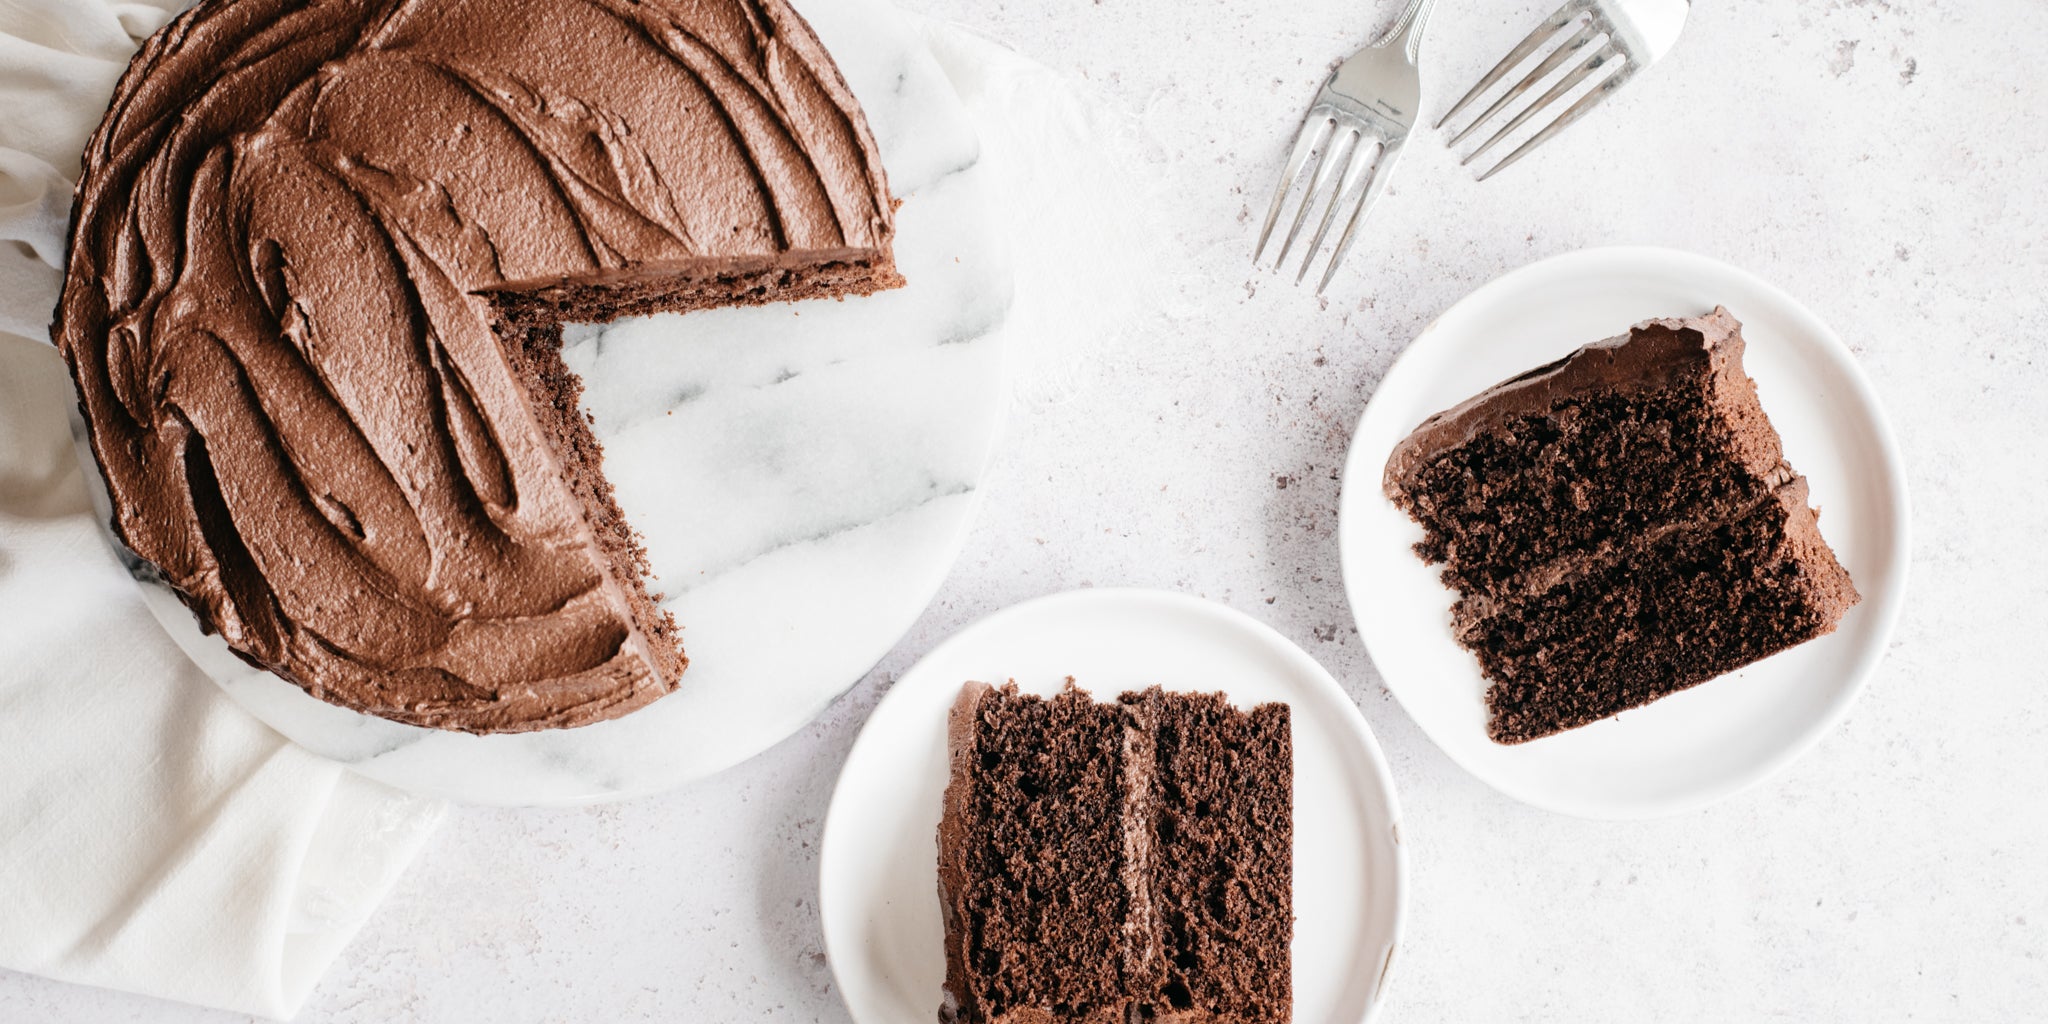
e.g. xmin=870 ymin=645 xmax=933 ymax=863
xmin=79 ymin=0 xmax=1013 ymax=805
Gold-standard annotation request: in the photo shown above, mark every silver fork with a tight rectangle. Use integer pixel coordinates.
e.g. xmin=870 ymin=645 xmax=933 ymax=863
xmin=1253 ymin=0 xmax=1438 ymax=294
xmin=1439 ymin=0 xmax=1690 ymax=180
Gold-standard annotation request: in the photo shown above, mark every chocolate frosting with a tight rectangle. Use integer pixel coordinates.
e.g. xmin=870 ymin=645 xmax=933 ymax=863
xmin=54 ymin=0 xmax=894 ymax=732
xmin=937 ymin=680 xmax=990 ymax=1024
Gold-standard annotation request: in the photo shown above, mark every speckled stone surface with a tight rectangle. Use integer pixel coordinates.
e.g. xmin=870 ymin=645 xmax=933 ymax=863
xmin=3 ymin=0 xmax=2044 ymax=1019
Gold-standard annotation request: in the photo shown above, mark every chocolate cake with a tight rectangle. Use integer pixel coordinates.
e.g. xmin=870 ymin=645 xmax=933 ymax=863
xmin=938 ymin=681 xmax=1292 ymax=1024
xmin=52 ymin=0 xmax=900 ymax=732
xmin=1383 ymin=307 xmax=1859 ymax=743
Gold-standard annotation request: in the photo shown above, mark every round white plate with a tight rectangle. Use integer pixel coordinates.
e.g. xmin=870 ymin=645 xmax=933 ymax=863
xmin=72 ymin=0 xmax=1012 ymax=805
xmin=1339 ymin=246 xmax=1910 ymax=819
xmin=819 ymin=588 xmax=1407 ymax=1024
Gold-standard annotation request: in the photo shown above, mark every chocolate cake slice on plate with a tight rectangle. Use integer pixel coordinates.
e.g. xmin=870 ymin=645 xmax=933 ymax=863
xmin=938 ymin=681 xmax=1293 ymax=1024
xmin=1383 ymin=307 xmax=1859 ymax=743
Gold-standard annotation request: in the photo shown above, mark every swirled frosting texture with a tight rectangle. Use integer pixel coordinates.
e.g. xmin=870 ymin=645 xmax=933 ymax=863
xmin=55 ymin=0 xmax=897 ymax=732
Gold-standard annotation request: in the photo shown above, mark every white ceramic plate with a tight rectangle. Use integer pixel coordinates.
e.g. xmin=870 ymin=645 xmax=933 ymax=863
xmin=1339 ymin=246 xmax=1910 ymax=819
xmin=820 ymin=589 xmax=1406 ymax=1024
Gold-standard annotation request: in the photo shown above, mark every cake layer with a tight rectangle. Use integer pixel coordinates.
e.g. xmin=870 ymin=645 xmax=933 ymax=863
xmin=1461 ymin=480 xmax=1859 ymax=743
xmin=1122 ymin=688 xmax=1292 ymax=1024
xmin=940 ymin=682 xmax=1134 ymax=1024
xmin=488 ymin=253 xmax=904 ymax=329
xmin=54 ymin=0 xmax=900 ymax=731
xmin=1384 ymin=308 xmax=1789 ymax=600
xmin=939 ymin=682 xmax=1293 ymax=1024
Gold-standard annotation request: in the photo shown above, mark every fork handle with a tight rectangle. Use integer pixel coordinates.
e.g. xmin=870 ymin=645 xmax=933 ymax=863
xmin=1373 ymin=0 xmax=1439 ymax=64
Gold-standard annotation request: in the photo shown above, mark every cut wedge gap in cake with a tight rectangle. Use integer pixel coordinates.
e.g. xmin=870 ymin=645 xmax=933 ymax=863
xmin=482 ymin=245 xmax=909 ymax=698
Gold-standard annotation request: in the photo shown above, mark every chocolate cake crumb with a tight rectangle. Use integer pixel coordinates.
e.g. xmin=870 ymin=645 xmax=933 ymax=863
xmin=938 ymin=681 xmax=1293 ymax=1024
xmin=1122 ymin=687 xmax=1292 ymax=1023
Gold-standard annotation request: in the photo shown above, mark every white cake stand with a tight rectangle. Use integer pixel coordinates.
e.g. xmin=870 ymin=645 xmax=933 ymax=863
xmin=73 ymin=0 xmax=1012 ymax=805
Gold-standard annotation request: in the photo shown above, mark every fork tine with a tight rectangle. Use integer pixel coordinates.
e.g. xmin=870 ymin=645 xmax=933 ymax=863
xmin=1445 ymin=22 xmax=1598 ymax=148
xmin=1315 ymin=140 xmax=1402 ymax=294
xmin=1275 ymin=127 xmax=1358 ymax=269
xmin=1476 ymin=66 xmax=1635 ymax=181
xmin=1295 ymin=132 xmax=1376 ymax=283
xmin=1462 ymin=43 xmax=1622 ymax=167
xmin=1434 ymin=2 xmax=1587 ymax=130
xmin=1254 ymin=112 xmax=1335 ymax=263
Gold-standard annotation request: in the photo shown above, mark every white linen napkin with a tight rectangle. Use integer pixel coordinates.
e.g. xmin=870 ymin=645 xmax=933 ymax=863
xmin=0 ymin=1 xmax=1130 ymax=1017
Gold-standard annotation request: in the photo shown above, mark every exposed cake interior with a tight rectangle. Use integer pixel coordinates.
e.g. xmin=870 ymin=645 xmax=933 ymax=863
xmin=1459 ymin=479 xmax=1860 ymax=742
xmin=1121 ymin=688 xmax=1292 ymax=1020
xmin=1387 ymin=315 xmax=1787 ymax=599
xmin=939 ymin=681 xmax=1131 ymax=1023
xmin=489 ymin=254 xmax=906 ymax=326
xmin=1384 ymin=308 xmax=1860 ymax=744
xmin=494 ymin=319 xmax=679 ymax=678
xmin=939 ymin=681 xmax=1293 ymax=1024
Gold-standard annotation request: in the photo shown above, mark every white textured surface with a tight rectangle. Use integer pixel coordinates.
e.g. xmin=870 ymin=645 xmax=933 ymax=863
xmin=5 ymin=0 xmax=2046 ymax=1019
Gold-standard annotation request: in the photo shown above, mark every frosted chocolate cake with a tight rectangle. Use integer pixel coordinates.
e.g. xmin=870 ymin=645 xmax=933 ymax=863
xmin=938 ymin=681 xmax=1292 ymax=1024
xmin=1383 ymin=308 xmax=1859 ymax=743
xmin=53 ymin=0 xmax=900 ymax=732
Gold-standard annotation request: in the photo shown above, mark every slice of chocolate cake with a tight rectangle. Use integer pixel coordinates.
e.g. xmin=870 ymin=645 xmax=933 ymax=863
xmin=938 ymin=681 xmax=1293 ymax=1024
xmin=1383 ymin=307 xmax=1859 ymax=743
